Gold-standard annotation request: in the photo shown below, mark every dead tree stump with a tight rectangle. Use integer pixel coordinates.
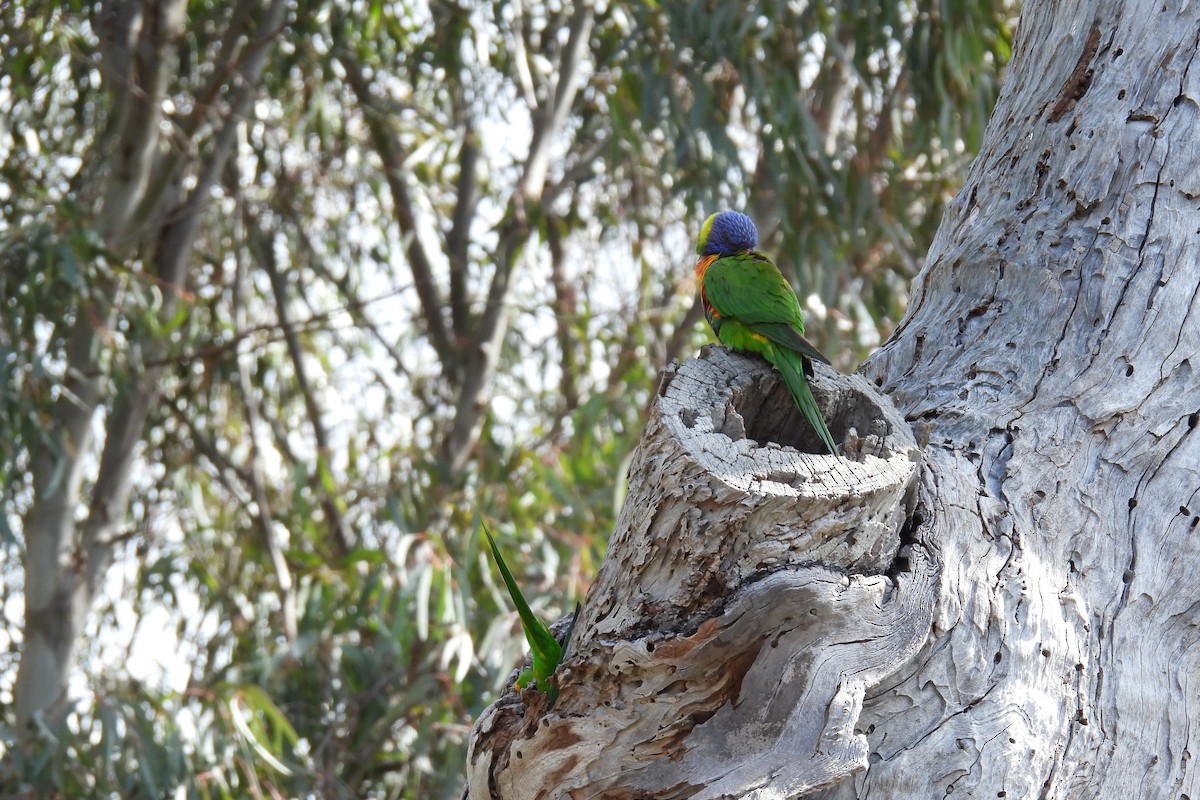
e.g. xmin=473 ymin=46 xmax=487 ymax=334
xmin=466 ymin=347 xmax=937 ymax=799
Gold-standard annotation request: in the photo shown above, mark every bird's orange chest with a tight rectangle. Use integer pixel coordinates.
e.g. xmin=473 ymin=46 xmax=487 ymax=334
xmin=695 ymin=254 xmax=719 ymax=315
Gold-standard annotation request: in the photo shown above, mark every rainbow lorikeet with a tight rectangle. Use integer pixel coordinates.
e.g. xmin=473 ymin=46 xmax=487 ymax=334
xmin=694 ymin=210 xmax=837 ymax=454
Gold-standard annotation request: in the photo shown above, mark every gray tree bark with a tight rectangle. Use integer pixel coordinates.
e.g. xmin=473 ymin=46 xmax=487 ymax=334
xmin=465 ymin=0 xmax=1200 ymax=796
xmin=467 ymin=353 xmax=931 ymax=797
xmin=14 ymin=0 xmax=289 ymax=726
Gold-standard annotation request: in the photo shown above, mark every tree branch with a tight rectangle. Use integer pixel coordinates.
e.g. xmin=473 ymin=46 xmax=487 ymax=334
xmin=540 ymin=134 xmax=606 ymax=210
xmin=547 ymin=215 xmax=579 ymax=437
xmin=126 ymin=0 xmax=263 ymax=231
xmin=340 ymin=52 xmax=456 ymax=371
xmin=506 ymin=0 xmax=540 ymax=111
xmin=441 ymin=2 xmax=595 ymax=471
xmin=447 ymin=129 xmax=480 ymax=342
xmin=169 ymin=401 xmax=253 ymax=494
xmin=95 ymin=0 xmax=187 ymax=245
xmin=154 ymin=0 xmax=288 ymax=292
xmin=441 ymin=223 xmax=522 ymax=471
xmin=255 ymin=224 xmax=354 ymax=557
xmin=234 ymin=193 xmax=298 ymax=642
xmin=178 ymin=0 xmax=259 ymax=140
xmin=518 ymin=2 xmax=594 ymax=200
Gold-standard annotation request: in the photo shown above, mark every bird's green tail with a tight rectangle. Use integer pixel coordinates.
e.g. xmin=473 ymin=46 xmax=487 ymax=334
xmin=768 ymin=344 xmax=837 ymax=455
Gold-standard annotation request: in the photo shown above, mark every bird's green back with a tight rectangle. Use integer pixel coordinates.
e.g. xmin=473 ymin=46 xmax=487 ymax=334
xmin=704 ymin=253 xmax=806 ymax=329
xmin=703 ymin=253 xmax=829 ymax=365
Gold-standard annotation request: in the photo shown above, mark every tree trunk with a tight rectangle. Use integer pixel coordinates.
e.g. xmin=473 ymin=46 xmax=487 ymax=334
xmin=466 ymin=0 xmax=1200 ymax=796
xmin=822 ymin=0 xmax=1200 ymax=795
xmin=14 ymin=0 xmax=287 ymax=726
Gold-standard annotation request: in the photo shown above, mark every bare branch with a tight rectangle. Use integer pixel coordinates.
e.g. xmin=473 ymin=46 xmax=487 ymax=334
xmin=129 ymin=281 xmax=414 ymax=375
xmin=341 ymin=52 xmax=456 ymax=371
xmin=519 ymin=2 xmax=594 ymax=199
xmin=448 ymin=130 xmax=480 ymax=342
xmin=234 ymin=191 xmax=298 ymax=642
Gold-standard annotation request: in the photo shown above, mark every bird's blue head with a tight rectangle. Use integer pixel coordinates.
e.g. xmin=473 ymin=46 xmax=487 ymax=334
xmin=696 ymin=210 xmax=759 ymax=257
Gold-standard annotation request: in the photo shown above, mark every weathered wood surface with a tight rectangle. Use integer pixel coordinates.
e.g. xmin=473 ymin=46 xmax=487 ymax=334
xmin=470 ymin=1 xmax=1200 ymax=795
xmin=809 ymin=1 xmax=1200 ymax=798
xmin=466 ymin=349 xmax=935 ymax=798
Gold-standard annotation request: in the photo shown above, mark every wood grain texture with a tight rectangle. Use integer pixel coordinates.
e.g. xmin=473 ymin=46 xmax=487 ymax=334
xmin=469 ymin=0 xmax=1200 ymax=794
xmin=466 ymin=348 xmax=932 ymax=798
xmin=812 ymin=0 xmax=1200 ymax=797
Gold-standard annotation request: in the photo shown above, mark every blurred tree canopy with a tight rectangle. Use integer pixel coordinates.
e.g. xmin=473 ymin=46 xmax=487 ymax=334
xmin=0 ymin=0 xmax=1013 ymax=796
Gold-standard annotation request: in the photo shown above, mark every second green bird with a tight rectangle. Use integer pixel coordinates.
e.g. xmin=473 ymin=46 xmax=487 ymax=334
xmin=694 ymin=210 xmax=837 ymax=454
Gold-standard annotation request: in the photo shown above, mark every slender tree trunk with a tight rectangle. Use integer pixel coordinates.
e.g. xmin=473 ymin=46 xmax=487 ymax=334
xmin=14 ymin=0 xmax=287 ymax=726
xmin=14 ymin=0 xmax=189 ymax=725
xmin=466 ymin=0 xmax=1200 ymax=795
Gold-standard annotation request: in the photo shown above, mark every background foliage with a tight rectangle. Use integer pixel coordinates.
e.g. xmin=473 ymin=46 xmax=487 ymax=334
xmin=0 ymin=0 xmax=1013 ymax=796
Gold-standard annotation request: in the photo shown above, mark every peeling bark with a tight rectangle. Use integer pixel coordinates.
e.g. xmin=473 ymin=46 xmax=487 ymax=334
xmin=467 ymin=350 xmax=933 ymax=798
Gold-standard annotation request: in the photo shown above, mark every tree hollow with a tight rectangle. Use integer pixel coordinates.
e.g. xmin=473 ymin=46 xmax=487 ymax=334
xmin=466 ymin=347 xmax=936 ymax=799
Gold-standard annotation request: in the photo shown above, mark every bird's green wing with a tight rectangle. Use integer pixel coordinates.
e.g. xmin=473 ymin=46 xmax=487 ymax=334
xmin=704 ymin=253 xmax=830 ymax=364
xmin=749 ymin=322 xmax=831 ymax=366
xmin=482 ymin=524 xmax=563 ymax=698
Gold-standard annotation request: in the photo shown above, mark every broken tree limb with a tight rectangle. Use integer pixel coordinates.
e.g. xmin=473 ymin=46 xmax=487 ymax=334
xmin=466 ymin=347 xmax=936 ymax=799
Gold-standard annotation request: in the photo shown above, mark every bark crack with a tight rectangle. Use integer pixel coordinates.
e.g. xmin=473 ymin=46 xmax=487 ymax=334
xmin=1161 ymin=280 xmax=1200 ymax=377
xmin=1136 ymin=153 xmax=1166 ymax=260
xmin=1048 ymin=23 xmax=1102 ymax=123
xmin=1021 ymin=259 xmax=1084 ymax=419
xmin=913 ymin=681 xmax=1001 ymax=749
